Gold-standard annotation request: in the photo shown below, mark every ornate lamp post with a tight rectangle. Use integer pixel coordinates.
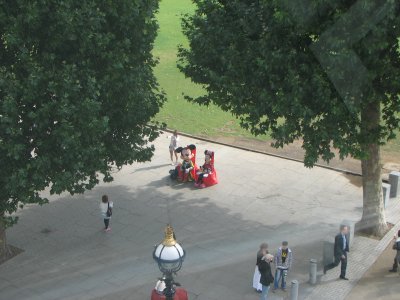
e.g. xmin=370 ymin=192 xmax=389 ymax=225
xmin=153 ymin=224 xmax=186 ymax=300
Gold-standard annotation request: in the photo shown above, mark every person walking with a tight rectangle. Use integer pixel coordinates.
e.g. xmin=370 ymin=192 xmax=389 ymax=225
xmin=258 ymin=250 xmax=274 ymax=300
xmin=389 ymin=230 xmax=400 ymax=272
xmin=253 ymin=243 xmax=268 ymax=292
xmin=100 ymin=194 xmax=113 ymax=232
xmin=273 ymin=241 xmax=293 ymax=292
xmin=168 ymin=130 xmax=179 ymax=165
xmin=324 ymin=225 xmax=350 ymax=280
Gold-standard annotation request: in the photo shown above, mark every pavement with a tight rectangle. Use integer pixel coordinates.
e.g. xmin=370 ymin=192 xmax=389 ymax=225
xmin=346 ymin=242 xmax=400 ymax=300
xmin=0 ymin=132 xmax=399 ymax=300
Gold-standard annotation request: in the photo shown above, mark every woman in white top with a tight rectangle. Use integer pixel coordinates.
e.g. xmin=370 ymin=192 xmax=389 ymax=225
xmin=169 ymin=130 xmax=179 ymax=165
xmin=100 ymin=194 xmax=113 ymax=232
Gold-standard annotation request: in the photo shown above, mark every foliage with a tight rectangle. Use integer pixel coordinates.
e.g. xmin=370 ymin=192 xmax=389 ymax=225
xmin=179 ymin=0 xmax=400 ymax=236
xmin=0 ymin=0 xmax=164 ymax=227
xmin=178 ymin=0 xmax=400 ymax=166
xmin=153 ymin=0 xmax=270 ymax=139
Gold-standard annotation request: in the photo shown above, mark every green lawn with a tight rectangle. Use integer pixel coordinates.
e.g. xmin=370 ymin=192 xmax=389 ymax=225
xmin=153 ymin=0 xmax=270 ymax=139
xmin=152 ymin=0 xmax=400 ymax=161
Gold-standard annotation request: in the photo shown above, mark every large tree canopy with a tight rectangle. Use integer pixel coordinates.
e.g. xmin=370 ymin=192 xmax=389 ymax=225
xmin=0 ymin=0 xmax=164 ymax=257
xmin=179 ymin=0 xmax=400 ymax=235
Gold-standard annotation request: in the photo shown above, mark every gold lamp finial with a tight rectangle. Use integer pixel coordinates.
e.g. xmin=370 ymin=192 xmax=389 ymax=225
xmin=162 ymin=224 xmax=176 ymax=246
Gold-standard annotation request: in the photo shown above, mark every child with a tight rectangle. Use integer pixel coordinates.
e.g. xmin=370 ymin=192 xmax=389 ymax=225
xmin=168 ymin=130 xmax=179 ymax=165
xmin=100 ymin=195 xmax=113 ymax=232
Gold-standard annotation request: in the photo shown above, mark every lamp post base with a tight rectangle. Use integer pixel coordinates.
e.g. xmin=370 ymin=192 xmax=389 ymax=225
xmin=151 ymin=287 xmax=188 ymax=300
xmin=164 ymin=272 xmax=175 ymax=300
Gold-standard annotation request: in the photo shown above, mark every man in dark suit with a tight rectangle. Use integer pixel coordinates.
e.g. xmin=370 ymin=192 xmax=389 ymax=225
xmin=324 ymin=225 xmax=350 ymax=280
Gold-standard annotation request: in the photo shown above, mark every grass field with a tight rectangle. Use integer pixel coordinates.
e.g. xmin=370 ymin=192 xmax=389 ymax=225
xmin=153 ymin=0 xmax=270 ymax=139
xmin=152 ymin=0 xmax=400 ymax=163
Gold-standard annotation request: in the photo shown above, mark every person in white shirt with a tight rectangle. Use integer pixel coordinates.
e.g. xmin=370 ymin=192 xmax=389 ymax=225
xmin=100 ymin=195 xmax=113 ymax=232
xmin=168 ymin=130 xmax=179 ymax=165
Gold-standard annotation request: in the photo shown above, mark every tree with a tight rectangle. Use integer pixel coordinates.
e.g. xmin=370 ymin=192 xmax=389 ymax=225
xmin=178 ymin=0 xmax=400 ymax=236
xmin=0 ymin=0 xmax=164 ymax=259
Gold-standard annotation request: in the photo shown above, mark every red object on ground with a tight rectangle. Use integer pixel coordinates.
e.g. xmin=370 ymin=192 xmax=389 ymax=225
xmin=198 ymin=150 xmax=218 ymax=187
xmin=151 ymin=288 xmax=189 ymax=300
xmin=202 ymin=167 xmax=218 ymax=187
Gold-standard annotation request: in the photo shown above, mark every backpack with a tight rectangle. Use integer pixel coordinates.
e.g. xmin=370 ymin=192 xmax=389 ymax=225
xmin=106 ymin=202 xmax=112 ymax=217
xmin=169 ymin=168 xmax=178 ymax=180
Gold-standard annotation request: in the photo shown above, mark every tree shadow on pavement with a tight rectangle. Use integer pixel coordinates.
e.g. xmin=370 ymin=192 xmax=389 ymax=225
xmin=3 ymin=176 xmax=346 ymax=300
xmin=130 ymin=163 xmax=172 ymax=173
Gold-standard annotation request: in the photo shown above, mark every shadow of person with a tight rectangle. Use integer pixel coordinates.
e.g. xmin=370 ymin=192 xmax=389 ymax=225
xmin=131 ymin=163 xmax=171 ymax=173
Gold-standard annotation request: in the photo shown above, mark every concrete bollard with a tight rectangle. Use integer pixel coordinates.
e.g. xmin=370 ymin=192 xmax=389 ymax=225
xmin=382 ymin=183 xmax=391 ymax=208
xmin=290 ymin=280 xmax=299 ymax=300
xmin=309 ymin=259 xmax=317 ymax=285
xmin=389 ymin=171 xmax=400 ymax=198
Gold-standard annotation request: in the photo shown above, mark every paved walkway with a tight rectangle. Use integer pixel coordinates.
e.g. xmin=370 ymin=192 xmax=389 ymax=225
xmin=346 ymin=242 xmax=400 ymax=300
xmin=305 ymin=199 xmax=400 ymax=300
xmin=0 ymin=133 xmax=398 ymax=300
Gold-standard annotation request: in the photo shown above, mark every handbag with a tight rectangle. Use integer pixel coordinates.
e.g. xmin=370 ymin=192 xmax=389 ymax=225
xmin=106 ymin=202 xmax=112 ymax=217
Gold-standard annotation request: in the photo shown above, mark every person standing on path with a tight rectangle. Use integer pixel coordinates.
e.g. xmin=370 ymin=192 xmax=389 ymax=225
xmin=324 ymin=225 xmax=350 ymax=280
xmin=100 ymin=194 xmax=113 ymax=232
xmin=273 ymin=241 xmax=293 ymax=292
xmin=168 ymin=130 xmax=179 ymax=165
xmin=253 ymin=243 xmax=269 ymax=292
xmin=389 ymin=230 xmax=400 ymax=272
xmin=258 ymin=251 xmax=274 ymax=300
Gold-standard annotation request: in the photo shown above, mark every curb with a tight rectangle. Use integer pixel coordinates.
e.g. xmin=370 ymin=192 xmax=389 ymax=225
xmin=163 ymin=128 xmax=399 ymax=300
xmin=163 ymin=128 xmax=362 ymax=177
xmin=375 ymin=221 xmax=400 ymax=256
xmin=345 ymin=220 xmax=400 ymax=299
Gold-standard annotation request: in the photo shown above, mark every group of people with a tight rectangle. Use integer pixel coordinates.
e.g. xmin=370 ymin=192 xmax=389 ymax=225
xmin=168 ymin=130 xmax=218 ymax=188
xmin=97 ymin=131 xmax=400 ymax=297
xmin=98 ymin=185 xmax=400 ymax=299
xmin=253 ymin=226 xmax=352 ymax=300
xmin=324 ymin=225 xmax=400 ymax=280
xmin=253 ymin=241 xmax=293 ymax=300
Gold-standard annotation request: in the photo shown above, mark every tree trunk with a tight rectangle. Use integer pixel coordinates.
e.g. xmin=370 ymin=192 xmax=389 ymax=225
xmin=356 ymin=100 xmax=388 ymax=237
xmin=0 ymin=213 xmax=7 ymax=262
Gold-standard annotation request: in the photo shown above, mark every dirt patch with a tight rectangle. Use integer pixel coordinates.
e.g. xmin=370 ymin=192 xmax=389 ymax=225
xmin=207 ymin=135 xmax=400 ymax=177
xmin=210 ymin=135 xmax=362 ymax=174
xmin=346 ymin=241 xmax=399 ymax=300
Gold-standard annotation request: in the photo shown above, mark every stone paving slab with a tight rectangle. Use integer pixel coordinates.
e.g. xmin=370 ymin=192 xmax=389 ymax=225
xmin=0 ymin=133 xmax=387 ymax=300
